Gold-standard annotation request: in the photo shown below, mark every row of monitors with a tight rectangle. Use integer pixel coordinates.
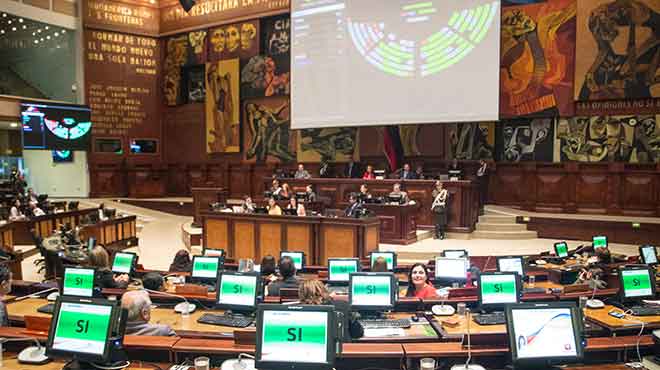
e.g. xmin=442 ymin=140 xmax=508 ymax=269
xmin=45 ymin=293 xmax=586 ymax=370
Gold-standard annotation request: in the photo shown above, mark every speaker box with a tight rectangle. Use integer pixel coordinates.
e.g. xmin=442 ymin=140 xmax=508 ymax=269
xmin=179 ymin=0 xmax=196 ymax=12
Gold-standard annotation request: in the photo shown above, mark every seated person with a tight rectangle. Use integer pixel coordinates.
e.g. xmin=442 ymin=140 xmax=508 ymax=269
xmin=29 ymin=201 xmax=45 ymax=217
xmin=121 ymin=290 xmax=176 ymax=336
xmin=388 ymin=183 xmax=409 ymax=203
xmin=415 ymin=165 xmax=425 ymax=180
xmin=405 ymin=263 xmax=439 ymax=298
xmin=98 ymin=203 xmax=108 ymax=221
xmin=142 ymin=272 xmax=164 ymax=291
xmin=26 ymin=188 xmax=38 ymax=204
xmin=279 ymin=183 xmax=292 ymax=200
xmin=0 ymin=264 xmax=11 ymax=326
xmin=399 ymin=163 xmax=417 ymax=180
xmin=260 ymin=255 xmax=278 ymax=286
xmin=9 ymin=199 xmax=26 ymax=221
xmin=242 ymin=195 xmax=255 ymax=213
xmin=371 ymin=256 xmax=388 ymax=272
xmin=286 ymin=197 xmax=306 ymax=216
xmin=362 ymin=165 xmax=376 ymax=180
xmin=266 ymin=256 xmax=299 ymax=296
xmin=358 ymin=184 xmax=371 ymax=201
xmin=169 ymin=249 xmax=192 ymax=272
xmin=294 ymin=163 xmax=311 ymax=179
xmin=89 ymin=246 xmax=129 ymax=289
xmin=269 ymin=179 xmax=282 ymax=196
xmin=344 ymin=193 xmax=363 ymax=217
xmin=305 ymin=185 xmax=317 ymax=203
xmin=267 ymin=197 xmax=283 ymax=216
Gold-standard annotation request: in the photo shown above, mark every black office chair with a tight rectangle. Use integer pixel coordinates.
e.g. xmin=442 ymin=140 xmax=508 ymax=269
xmin=30 ymin=229 xmax=49 ymax=280
xmin=67 ymin=201 xmax=79 ymax=211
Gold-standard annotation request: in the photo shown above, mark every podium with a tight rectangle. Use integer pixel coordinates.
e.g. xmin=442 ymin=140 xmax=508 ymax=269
xmin=191 ymin=187 xmax=228 ymax=227
xmin=364 ymin=203 xmax=419 ymax=244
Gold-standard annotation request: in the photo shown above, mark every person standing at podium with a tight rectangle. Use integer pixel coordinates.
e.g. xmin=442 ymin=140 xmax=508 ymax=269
xmin=431 ymin=181 xmax=449 ymax=240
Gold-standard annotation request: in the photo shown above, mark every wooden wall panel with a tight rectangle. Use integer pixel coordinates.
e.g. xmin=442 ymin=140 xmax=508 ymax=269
xmin=621 ymin=174 xmax=657 ymax=216
xmin=535 ymin=172 xmax=566 ymax=212
xmin=234 ymin=222 xmax=255 ymax=259
xmin=322 ymin=227 xmax=355 ymax=262
xmin=258 ymin=223 xmax=282 ymax=261
xmin=205 ymin=219 xmax=228 ymax=251
xmin=575 ymin=173 xmax=608 ymax=212
xmin=286 ymin=224 xmax=312 ymax=258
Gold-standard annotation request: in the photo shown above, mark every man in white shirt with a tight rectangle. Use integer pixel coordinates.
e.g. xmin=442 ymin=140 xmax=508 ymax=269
xmin=29 ymin=202 xmax=45 ymax=217
xmin=294 ymin=163 xmax=311 ymax=179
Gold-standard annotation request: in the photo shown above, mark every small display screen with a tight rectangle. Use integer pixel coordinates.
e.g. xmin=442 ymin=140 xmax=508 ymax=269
xmin=111 ymin=253 xmax=134 ymax=274
xmin=217 ymin=273 xmax=258 ymax=308
xmin=281 ymin=252 xmax=304 ymax=270
xmin=328 ymin=259 xmax=359 ymax=282
xmin=204 ymin=249 xmax=225 ymax=257
xmin=370 ymin=252 xmax=395 ymax=270
xmin=434 ymin=257 xmax=468 ymax=279
xmin=444 ymin=250 xmax=467 ymax=258
xmin=350 ymin=275 xmax=392 ymax=308
xmin=21 ymin=102 xmax=92 ymax=150
xmin=480 ymin=274 xmax=518 ymax=305
xmin=641 ymin=246 xmax=658 ymax=265
xmin=511 ymin=307 xmax=578 ymax=359
xmin=192 ymin=257 xmax=220 ymax=279
xmin=593 ymin=236 xmax=607 ymax=249
xmin=260 ymin=310 xmax=329 ymax=363
xmin=555 ymin=243 xmax=569 ymax=258
xmin=498 ymin=257 xmax=524 ymax=276
xmin=621 ymin=269 xmax=653 ymax=299
xmin=62 ymin=268 xmax=94 ymax=297
xmin=52 ymin=302 xmax=112 ymax=356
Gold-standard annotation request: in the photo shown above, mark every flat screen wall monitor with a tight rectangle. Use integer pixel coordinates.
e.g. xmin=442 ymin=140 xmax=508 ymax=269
xmin=506 ymin=302 xmax=584 ymax=368
xmin=255 ymin=304 xmax=336 ymax=370
xmin=369 ymin=251 xmax=396 ymax=271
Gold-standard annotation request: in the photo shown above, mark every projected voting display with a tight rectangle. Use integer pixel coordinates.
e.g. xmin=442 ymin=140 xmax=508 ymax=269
xmin=621 ymin=269 xmax=653 ymax=298
xmin=350 ymin=275 xmax=392 ymax=307
xmin=291 ymin=0 xmax=501 ymax=128
xmin=511 ymin=307 xmax=578 ymax=359
xmin=260 ymin=310 xmax=329 ymax=363
xmin=52 ymin=302 xmax=112 ymax=356
xmin=328 ymin=259 xmax=359 ymax=282
xmin=218 ymin=274 xmax=258 ymax=307
xmin=480 ymin=274 xmax=518 ymax=305
xmin=111 ymin=253 xmax=134 ymax=274
xmin=63 ymin=268 xmax=94 ymax=297
xmin=192 ymin=257 xmax=220 ymax=279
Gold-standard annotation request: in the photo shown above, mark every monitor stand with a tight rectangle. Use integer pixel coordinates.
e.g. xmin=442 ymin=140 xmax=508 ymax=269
xmin=63 ymin=359 xmax=129 ymax=370
xmin=358 ymin=311 xmax=387 ymax=320
xmin=224 ymin=309 xmax=254 ymax=318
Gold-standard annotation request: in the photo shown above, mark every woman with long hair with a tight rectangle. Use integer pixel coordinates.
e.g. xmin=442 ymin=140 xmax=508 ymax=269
xmin=405 ymin=263 xmax=438 ymax=298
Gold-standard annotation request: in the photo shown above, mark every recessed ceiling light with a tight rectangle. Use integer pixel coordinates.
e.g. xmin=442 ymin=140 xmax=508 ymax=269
xmin=11 ymin=27 xmax=16 ymax=31
xmin=0 ymin=30 xmax=4 ymax=34
xmin=37 ymin=29 xmax=41 ymax=33
xmin=9 ymin=123 xmax=18 ymax=128
xmin=54 ymin=32 xmax=59 ymax=36
xmin=40 ymin=37 xmax=43 ymax=41
xmin=1 ymin=14 xmax=6 ymax=18
xmin=34 ymin=40 xmax=38 ymax=44
xmin=45 ymin=26 xmax=49 ymax=30
xmin=7 ymin=20 xmax=11 ymax=24
xmin=22 ymin=25 xmax=26 ymax=29
xmin=46 ymin=35 xmax=50 ymax=39
xmin=32 ymin=32 xmax=35 ymax=36
xmin=61 ymin=29 xmax=66 ymax=33
xmin=18 ymin=19 xmax=23 ymax=23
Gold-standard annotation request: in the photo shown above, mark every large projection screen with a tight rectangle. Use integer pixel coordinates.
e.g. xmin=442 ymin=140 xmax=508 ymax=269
xmin=291 ymin=0 xmax=501 ymax=129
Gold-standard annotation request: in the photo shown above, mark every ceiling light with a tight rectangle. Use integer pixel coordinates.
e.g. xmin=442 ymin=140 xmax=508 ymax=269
xmin=46 ymin=35 xmax=50 ymax=39
xmin=1 ymin=14 xmax=6 ymax=18
xmin=45 ymin=26 xmax=49 ymax=30
xmin=40 ymin=37 xmax=43 ymax=41
xmin=9 ymin=123 xmax=18 ymax=128
xmin=54 ymin=32 xmax=59 ymax=36
xmin=37 ymin=29 xmax=41 ymax=33
xmin=32 ymin=32 xmax=35 ymax=36
xmin=22 ymin=25 xmax=26 ymax=29
xmin=11 ymin=27 xmax=16 ymax=31
xmin=7 ymin=20 xmax=11 ymax=24
xmin=61 ymin=29 xmax=66 ymax=33
xmin=0 ymin=30 xmax=4 ymax=34
xmin=34 ymin=40 xmax=39 ymax=44
xmin=18 ymin=18 xmax=23 ymax=23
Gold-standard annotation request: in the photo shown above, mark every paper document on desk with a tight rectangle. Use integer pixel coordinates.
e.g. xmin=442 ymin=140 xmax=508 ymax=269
xmin=363 ymin=328 xmax=405 ymax=337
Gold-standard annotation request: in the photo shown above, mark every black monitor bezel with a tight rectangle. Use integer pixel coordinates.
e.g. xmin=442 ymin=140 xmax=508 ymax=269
xmin=554 ymin=242 xmax=569 ymax=258
xmin=191 ymin=255 xmax=222 ymax=282
xmin=639 ymin=245 xmax=658 ymax=266
xmin=348 ymin=272 xmax=397 ymax=312
xmin=618 ymin=265 xmax=657 ymax=303
xmin=433 ymin=256 xmax=468 ymax=285
xmin=62 ymin=266 xmax=97 ymax=298
xmin=506 ymin=302 xmax=584 ymax=367
xmin=280 ymin=251 xmax=306 ymax=271
xmin=327 ymin=258 xmax=361 ymax=284
xmin=442 ymin=249 xmax=468 ymax=259
xmin=46 ymin=296 xmax=119 ymax=364
xmin=478 ymin=272 xmax=521 ymax=311
xmin=496 ymin=256 xmax=526 ymax=277
xmin=215 ymin=271 xmax=261 ymax=311
xmin=255 ymin=304 xmax=336 ymax=370
xmin=369 ymin=251 xmax=397 ymax=271
xmin=111 ymin=251 xmax=136 ymax=275
xmin=203 ymin=247 xmax=226 ymax=259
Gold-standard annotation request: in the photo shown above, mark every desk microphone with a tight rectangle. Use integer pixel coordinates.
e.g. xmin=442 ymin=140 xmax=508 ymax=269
xmin=450 ymin=309 xmax=485 ymax=370
xmin=145 ymin=289 xmax=196 ymax=316
xmin=0 ymin=337 xmax=50 ymax=365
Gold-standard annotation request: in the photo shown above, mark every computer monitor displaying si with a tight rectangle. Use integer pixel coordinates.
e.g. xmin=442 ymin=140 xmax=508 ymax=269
xmin=506 ymin=302 xmax=583 ymax=367
xmin=349 ymin=272 xmax=396 ymax=312
xmin=442 ymin=249 xmax=468 ymax=259
xmin=327 ymin=258 xmax=360 ymax=284
xmin=478 ymin=272 xmax=520 ymax=310
xmin=62 ymin=267 xmax=96 ymax=298
xmin=216 ymin=271 xmax=260 ymax=312
xmin=592 ymin=235 xmax=608 ymax=250
xmin=256 ymin=304 xmax=336 ymax=370
xmin=618 ymin=265 xmax=656 ymax=302
xmin=434 ymin=257 xmax=468 ymax=286
xmin=554 ymin=242 xmax=569 ymax=258
xmin=639 ymin=245 xmax=658 ymax=265
xmin=191 ymin=256 xmax=221 ymax=283
xmin=280 ymin=251 xmax=305 ymax=271
xmin=111 ymin=252 xmax=136 ymax=275
xmin=370 ymin=251 xmax=396 ymax=271
xmin=46 ymin=297 xmax=120 ymax=364
xmin=497 ymin=256 xmax=525 ymax=277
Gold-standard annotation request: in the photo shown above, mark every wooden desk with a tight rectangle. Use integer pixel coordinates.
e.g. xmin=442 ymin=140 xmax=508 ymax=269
xmin=80 ymin=215 xmax=138 ymax=251
xmin=363 ymin=203 xmax=419 ymax=244
xmin=0 ymin=221 xmax=24 ymax=279
xmin=357 ymin=313 xmax=439 ymax=342
xmin=265 ymin=178 xmax=479 ymax=233
xmin=584 ymin=305 xmax=660 ymax=333
xmin=150 ymin=306 xmax=242 ymax=339
xmin=7 ymin=298 xmax=52 ymax=322
xmin=192 ymin=187 xmax=228 ymax=227
xmin=12 ymin=208 xmax=97 ymax=245
xmin=203 ymin=212 xmax=380 ymax=265
xmin=434 ymin=314 xmax=507 ymax=340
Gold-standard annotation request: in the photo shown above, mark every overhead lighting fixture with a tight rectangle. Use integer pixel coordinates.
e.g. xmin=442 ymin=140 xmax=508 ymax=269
xmin=9 ymin=123 xmax=18 ymax=128
xmin=40 ymin=37 xmax=43 ymax=41
xmin=34 ymin=40 xmax=38 ymax=44
xmin=54 ymin=32 xmax=59 ymax=36
xmin=1 ymin=14 xmax=6 ymax=18
xmin=37 ymin=29 xmax=41 ymax=33
xmin=18 ymin=18 xmax=23 ymax=23
xmin=11 ymin=27 xmax=16 ymax=31
xmin=0 ymin=30 xmax=4 ymax=34
xmin=61 ymin=29 xmax=66 ymax=34
xmin=45 ymin=26 xmax=49 ymax=30
xmin=179 ymin=0 xmax=196 ymax=12
xmin=7 ymin=20 xmax=11 ymax=24
xmin=46 ymin=35 xmax=50 ymax=40
xmin=22 ymin=25 xmax=26 ymax=29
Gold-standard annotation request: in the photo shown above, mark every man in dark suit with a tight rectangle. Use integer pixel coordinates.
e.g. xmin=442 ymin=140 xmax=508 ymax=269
xmin=399 ymin=163 xmax=417 ymax=180
xmin=344 ymin=193 xmax=362 ymax=217
xmin=344 ymin=160 xmax=361 ymax=178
